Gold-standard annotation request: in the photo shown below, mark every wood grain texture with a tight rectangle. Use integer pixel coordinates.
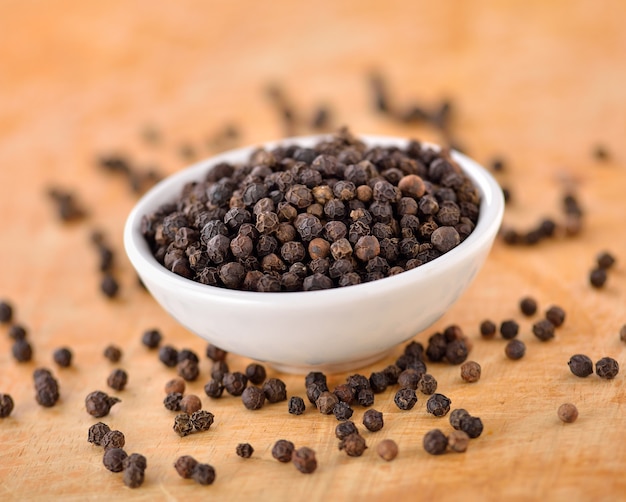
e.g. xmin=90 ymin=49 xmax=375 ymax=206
xmin=1 ymin=1 xmax=625 ymax=500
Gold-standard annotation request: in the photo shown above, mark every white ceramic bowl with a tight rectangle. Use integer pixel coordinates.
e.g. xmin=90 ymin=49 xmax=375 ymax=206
xmin=124 ymin=135 xmax=504 ymax=373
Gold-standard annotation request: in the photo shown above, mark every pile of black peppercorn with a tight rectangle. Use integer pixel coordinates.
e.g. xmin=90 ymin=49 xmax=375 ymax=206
xmin=141 ymin=129 xmax=481 ymax=292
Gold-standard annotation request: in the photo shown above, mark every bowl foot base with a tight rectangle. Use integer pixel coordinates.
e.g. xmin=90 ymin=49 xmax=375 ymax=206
xmin=268 ymin=350 xmax=394 ymax=375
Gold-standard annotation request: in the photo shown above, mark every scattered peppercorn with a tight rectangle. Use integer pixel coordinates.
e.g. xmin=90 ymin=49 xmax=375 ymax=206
xmin=245 ymin=363 xmax=266 ymax=385
xmin=0 ymin=393 xmax=15 ymax=418
xmin=190 ymin=410 xmax=214 ymax=432
xmin=85 ymin=390 xmax=120 ymax=417
xmin=331 ymin=401 xmax=353 ymax=421
xmin=204 ymin=379 xmax=224 ymax=398
xmin=173 ymin=412 xmax=194 ymax=437
xmin=174 ymin=455 xmax=198 ymax=478
xmin=158 ymin=345 xmax=178 ymax=367
xmin=394 ymin=388 xmax=418 ymax=410
xmin=545 ymin=306 xmax=566 ymax=327
xmin=417 ymin=374 xmax=438 ymax=395
xmin=505 ymin=339 xmax=526 ymax=360
xmin=596 ymin=251 xmax=616 ymax=269
xmin=103 ymin=448 xmax=128 ymax=473
xmin=335 ymin=420 xmax=359 ymax=440
xmin=339 ymin=433 xmax=368 ymax=457
xmin=589 ymin=268 xmax=607 ymax=288
xmin=460 ymin=361 xmax=481 ymax=383
xmin=423 ymin=429 xmax=448 ymax=455
xmin=141 ymin=329 xmax=162 ymax=349
xmin=480 ymin=320 xmax=497 ymax=339
xmin=426 ymin=393 xmax=451 ymax=417
xmin=316 ymin=391 xmax=339 ymax=414
xmin=192 ymin=463 xmax=217 ymax=485
xmin=165 ymin=378 xmax=185 ymax=395
xmin=397 ymin=369 xmax=421 ymax=390
xmin=376 ymin=439 xmax=398 ymax=461
xmin=288 ymin=396 xmax=306 ymax=415
xmin=500 ymin=320 xmax=519 ymax=340
xmin=88 ymin=422 xmax=111 ymax=446
xmin=52 ymin=347 xmax=72 ymax=368
xmin=100 ymin=273 xmax=119 ymax=298
xmin=595 ymin=357 xmax=619 ymax=379
xmin=557 ymin=403 xmax=579 ymax=423
xmin=532 ymin=319 xmax=555 ymax=341
xmin=568 ymin=354 xmax=593 ymax=377
xmin=107 ymin=369 xmax=128 ymax=391
xmin=449 ymin=409 xmax=470 ymax=430
xmin=164 ymin=392 xmax=183 ymax=411
xmin=235 ymin=443 xmax=254 ymax=459
xmin=447 ymin=430 xmax=470 ymax=453
xmin=263 ymin=378 xmax=287 ymax=403
xmin=272 ymin=439 xmax=295 ymax=462
xmin=177 ymin=359 xmax=200 ymax=382
xmin=180 ymin=394 xmax=202 ymax=414
xmin=103 ymin=345 xmax=122 ymax=363
xmin=460 ymin=415 xmax=484 ymax=438
xmin=357 ymin=388 xmax=375 ymax=407
xmin=102 ymin=430 xmax=126 ymax=450
xmin=223 ymin=372 xmax=248 ymax=396
xmin=241 ymin=386 xmax=266 ymax=410
xmin=362 ymin=409 xmax=384 ymax=432
xmin=0 ymin=301 xmax=13 ymax=324
xmin=292 ymin=446 xmax=318 ymax=473
xmin=12 ymin=339 xmax=33 ymax=362
xmin=8 ymin=324 xmax=26 ymax=340
xmin=520 ymin=297 xmax=538 ymax=316
xmin=34 ymin=368 xmax=60 ymax=407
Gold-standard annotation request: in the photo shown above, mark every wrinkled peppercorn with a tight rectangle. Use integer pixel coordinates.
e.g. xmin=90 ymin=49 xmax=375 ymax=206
xmin=423 ymin=429 xmax=448 ymax=455
xmin=85 ymin=390 xmax=120 ymax=417
xmin=500 ymin=320 xmax=519 ymax=340
xmin=190 ymin=410 xmax=214 ymax=432
xmin=288 ymin=396 xmax=306 ymax=415
xmin=236 ymin=443 xmax=254 ymax=458
xmin=557 ymin=403 xmax=579 ymax=423
xmin=173 ymin=412 xmax=194 ymax=437
xmin=532 ymin=319 xmax=555 ymax=341
xmin=505 ymin=339 xmax=526 ymax=360
xmin=223 ymin=372 xmax=248 ymax=396
xmin=596 ymin=357 xmax=619 ymax=379
xmin=426 ymin=393 xmax=451 ymax=417
xmin=520 ymin=297 xmax=538 ymax=316
xmin=339 ymin=432 xmax=368 ymax=457
xmin=272 ymin=439 xmax=295 ymax=462
xmin=53 ymin=347 xmax=73 ymax=368
xmin=418 ymin=374 xmax=438 ymax=395
xmin=332 ymin=401 xmax=354 ymax=421
xmin=568 ymin=354 xmax=593 ymax=377
xmin=394 ymin=388 xmax=417 ymax=410
xmin=164 ymin=392 xmax=183 ymax=411
xmin=263 ymin=378 xmax=287 ymax=403
xmin=141 ymin=329 xmax=162 ymax=349
xmin=102 ymin=429 xmax=125 ymax=450
xmin=0 ymin=393 xmax=15 ymax=418
xmin=174 ymin=455 xmax=198 ymax=478
xmin=315 ymin=391 xmax=338 ymax=414
xmin=103 ymin=345 xmax=122 ymax=363
xmin=335 ymin=421 xmax=359 ymax=441
xmin=445 ymin=338 xmax=469 ymax=364
xmin=242 ymin=386 xmax=266 ymax=410
xmin=107 ymin=369 xmax=128 ymax=391
xmin=180 ymin=394 xmax=202 ymax=414
xmin=362 ymin=409 xmax=384 ymax=432
xmin=103 ymin=448 xmax=127 ymax=473
xmin=357 ymin=388 xmax=375 ymax=407
xmin=460 ymin=361 xmax=481 ymax=383
xmin=88 ymin=422 xmax=111 ymax=445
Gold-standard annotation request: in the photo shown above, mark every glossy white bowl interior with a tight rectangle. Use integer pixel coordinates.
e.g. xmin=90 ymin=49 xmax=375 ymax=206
xmin=124 ymin=135 xmax=504 ymax=373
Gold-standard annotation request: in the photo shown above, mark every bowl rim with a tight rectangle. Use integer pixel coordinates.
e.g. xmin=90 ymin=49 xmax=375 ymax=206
xmin=124 ymin=134 xmax=504 ymax=303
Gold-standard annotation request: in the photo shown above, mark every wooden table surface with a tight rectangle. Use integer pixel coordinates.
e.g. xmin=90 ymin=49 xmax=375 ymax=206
xmin=1 ymin=1 xmax=626 ymax=500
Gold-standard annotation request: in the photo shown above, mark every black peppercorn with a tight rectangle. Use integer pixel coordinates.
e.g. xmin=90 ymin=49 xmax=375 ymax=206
xmin=460 ymin=415 xmax=484 ymax=438
xmin=288 ymin=396 xmax=306 ymax=415
xmin=0 ymin=393 xmax=15 ymax=418
xmin=520 ymin=297 xmax=538 ymax=316
xmin=357 ymin=388 xmax=375 ymax=407
xmin=339 ymin=433 xmax=368 ymax=457
xmin=8 ymin=324 xmax=27 ymax=340
xmin=174 ymin=455 xmax=198 ymax=478
xmin=589 ymin=268 xmax=607 ymax=288
xmin=159 ymin=345 xmax=178 ymax=367
xmin=102 ymin=429 xmax=126 ymax=450
xmin=236 ymin=443 xmax=254 ymax=458
xmin=173 ymin=412 xmax=194 ymax=437
xmin=180 ymin=394 xmax=202 ymax=414
xmin=222 ymin=372 xmax=248 ymax=396
xmin=245 ymin=363 xmax=266 ymax=385
xmin=423 ymin=429 xmax=448 ymax=455
xmin=545 ymin=306 xmax=566 ymax=327
xmin=103 ymin=345 xmax=122 ymax=363
xmin=164 ymin=392 xmax=183 ymax=411
xmin=192 ymin=463 xmax=217 ymax=485
xmin=263 ymin=378 xmax=287 ymax=403
xmin=480 ymin=320 xmax=497 ymax=339
xmin=445 ymin=338 xmax=469 ymax=364
xmin=316 ymin=391 xmax=339 ymax=414
xmin=123 ymin=464 xmax=145 ymax=488
xmin=394 ymin=388 xmax=418 ymax=410
xmin=505 ymin=339 xmax=526 ymax=360
xmin=141 ymin=329 xmax=162 ymax=349
xmin=100 ymin=273 xmax=119 ymax=298
xmin=500 ymin=320 xmax=519 ymax=340
xmin=460 ymin=361 xmax=481 ymax=383
xmin=426 ymin=393 xmax=451 ymax=417
xmin=568 ymin=354 xmax=593 ymax=377
xmin=362 ymin=409 xmax=384 ymax=432
xmin=53 ymin=347 xmax=72 ymax=368
xmin=368 ymin=371 xmax=388 ymax=393
xmin=205 ymin=344 xmax=227 ymax=362
xmin=177 ymin=359 xmax=200 ymax=382
xmin=0 ymin=300 xmax=13 ymax=324
xmin=103 ymin=448 xmax=128 ymax=472
xmin=204 ymin=379 xmax=224 ymax=399
xmin=85 ymin=390 xmax=120 ymax=417
xmin=12 ymin=339 xmax=33 ymax=363
xmin=272 ymin=439 xmax=295 ymax=462
xmin=292 ymin=447 xmax=318 ymax=473
xmin=596 ymin=251 xmax=616 ymax=270
xmin=418 ymin=374 xmax=438 ymax=395
xmin=107 ymin=369 xmax=128 ymax=391
xmin=88 ymin=422 xmax=111 ymax=446
xmin=449 ymin=409 xmax=470 ymax=430
xmin=596 ymin=357 xmax=619 ymax=379
xmin=448 ymin=430 xmax=470 ymax=453
xmin=532 ymin=319 xmax=555 ymax=341
xmin=190 ymin=410 xmax=214 ymax=432
xmin=34 ymin=368 xmax=60 ymax=407
xmin=242 ymin=386 xmax=266 ymax=410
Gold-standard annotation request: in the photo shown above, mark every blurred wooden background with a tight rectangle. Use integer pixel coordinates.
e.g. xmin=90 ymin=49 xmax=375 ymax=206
xmin=1 ymin=1 xmax=625 ymax=500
